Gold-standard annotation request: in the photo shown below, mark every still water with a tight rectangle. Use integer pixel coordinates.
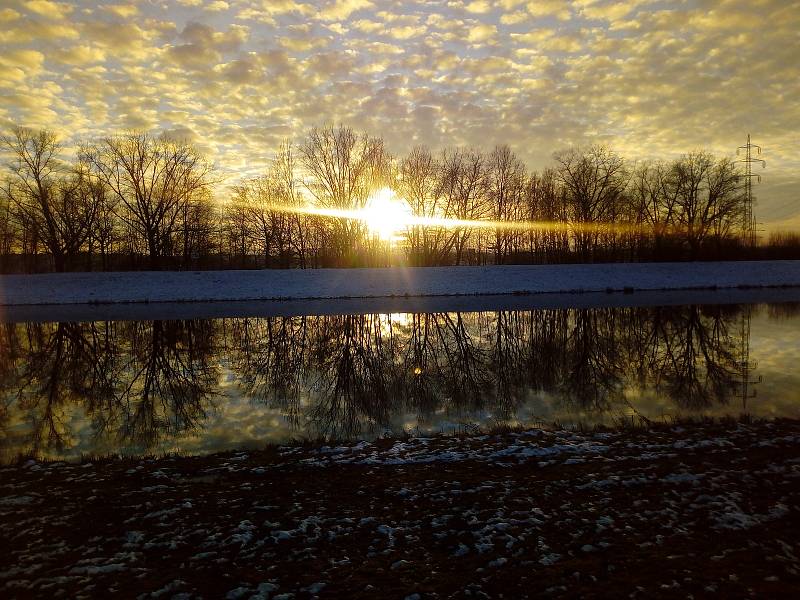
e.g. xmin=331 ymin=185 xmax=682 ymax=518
xmin=1 ymin=303 xmax=799 ymax=463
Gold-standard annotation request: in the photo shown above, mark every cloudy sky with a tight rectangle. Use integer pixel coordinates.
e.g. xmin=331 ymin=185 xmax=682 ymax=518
xmin=1 ymin=0 xmax=798 ymax=229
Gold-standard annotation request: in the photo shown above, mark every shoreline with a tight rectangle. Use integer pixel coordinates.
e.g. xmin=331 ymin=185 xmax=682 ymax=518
xmin=1 ymin=260 xmax=800 ymax=309
xmin=5 ymin=415 xmax=794 ymax=467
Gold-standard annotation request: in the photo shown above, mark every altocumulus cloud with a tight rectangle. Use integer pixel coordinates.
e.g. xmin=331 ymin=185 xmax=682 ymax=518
xmin=0 ymin=0 xmax=798 ymax=228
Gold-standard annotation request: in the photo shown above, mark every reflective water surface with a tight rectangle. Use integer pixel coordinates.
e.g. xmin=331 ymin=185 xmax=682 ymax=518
xmin=1 ymin=303 xmax=799 ymax=463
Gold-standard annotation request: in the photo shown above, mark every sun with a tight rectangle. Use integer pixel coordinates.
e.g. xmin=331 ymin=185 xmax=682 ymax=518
xmin=362 ymin=188 xmax=413 ymax=242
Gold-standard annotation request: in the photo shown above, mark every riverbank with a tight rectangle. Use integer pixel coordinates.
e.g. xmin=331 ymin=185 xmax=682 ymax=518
xmin=1 ymin=261 xmax=800 ymax=307
xmin=2 ymin=419 xmax=799 ymax=598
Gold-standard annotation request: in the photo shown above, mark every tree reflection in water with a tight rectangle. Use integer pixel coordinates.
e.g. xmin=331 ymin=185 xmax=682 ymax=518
xmin=0 ymin=320 xmax=219 ymax=458
xmin=0 ymin=305 xmax=756 ymax=459
xmin=112 ymin=320 xmax=219 ymax=447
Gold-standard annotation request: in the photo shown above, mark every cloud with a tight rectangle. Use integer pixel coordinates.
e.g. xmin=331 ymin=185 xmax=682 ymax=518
xmin=24 ymin=0 xmax=73 ymax=20
xmin=179 ymin=21 xmax=249 ymax=52
xmin=235 ymin=0 xmax=311 ymax=24
xmin=0 ymin=18 xmax=78 ymax=44
xmin=0 ymin=8 xmax=21 ymax=22
xmin=467 ymin=23 xmax=497 ymax=44
xmin=526 ymin=0 xmax=572 ymax=20
xmin=279 ymin=35 xmax=330 ymax=52
xmin=0 ymin=0 xmax=797 ymax=226
xmin=500 ymin=11 xmax=529 ymax=25
xmin=102 ymin=4 xmax=139 ymax=18
xmin=385 ymin=24 xmax=427 ymax=40
xmin=67 ymin=20 xmax=162 ymax=65
xmin=0 ymin=50 xmax=46 ymax=87
xmin=0 ymin=49 xmax=45 ymax=71
xmin=205 ymin=1 xmax=230 ymax=11
xmin=215 ymin=55 xmax=262 ymax=85
xmin=160 ymin=125 xmax=199 ymax=143
xmin=165 ymin=21 xmax=250 ymax=68
xmin=465 ymin=1 xmax=492 ymax=14
xmin=319 ymin=0 xmax=373 ymax=21
xmin=51 ymin=44 xmax=107 ymax=66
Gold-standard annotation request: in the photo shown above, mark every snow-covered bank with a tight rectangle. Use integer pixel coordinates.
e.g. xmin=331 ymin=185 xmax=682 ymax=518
xmin=4 ymin=286 xmax=800 ymax=323
xmin=1 ymin=261 xmax=800 ymax=307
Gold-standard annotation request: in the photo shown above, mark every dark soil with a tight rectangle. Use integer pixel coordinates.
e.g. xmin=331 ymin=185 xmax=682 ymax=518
xmin=2 ymin=420 xmax=800 ymax=599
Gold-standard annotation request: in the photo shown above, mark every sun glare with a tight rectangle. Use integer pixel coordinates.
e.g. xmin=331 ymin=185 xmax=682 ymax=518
xmin=363 ymin=188 xmax=413 ymax=242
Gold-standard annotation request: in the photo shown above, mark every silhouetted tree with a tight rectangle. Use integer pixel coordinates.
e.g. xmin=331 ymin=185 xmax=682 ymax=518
xmin=82 ymin=132 xmax=213 ymax=269
xmin=8 ymin=322 xmax=119 ymax=455
xmin=2 ymin=127 xmax=101 ymax=271
xmin=0 ymin=179 xmax=18 ymax=271
xmin=229 ymin=316 xmax=309 ymax=426
xmin=486 ymin=146 xmax=527 ymax=263
xmin=555 ymin=146 xmax=628 ymax=261
xmin=670 ymin=152 xmax=744 ymax=257
xmin=300 ymin=125 xmax=389 ymax=265
xmin=525 ymin=169 xmax=568 ymax=261
xmin=439 ymin=148 xmax=488 ymax=264
xmin=0 ymin=122 xmax=769 ymax=271
xmin=398 ymin=146 xmax=452 ymax=265
xmin=307 ymin=314 xmax=398 ymax=438
xmin=655 ymin=306 xmax=741 ymax=408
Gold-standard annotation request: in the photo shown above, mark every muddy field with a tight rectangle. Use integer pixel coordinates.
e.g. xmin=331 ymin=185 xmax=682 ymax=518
xmin=2 ymin=420 xmax=800 ymax=599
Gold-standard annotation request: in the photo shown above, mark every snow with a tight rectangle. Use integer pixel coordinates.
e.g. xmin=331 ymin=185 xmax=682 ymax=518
xmin=1 ymin=261 xmax=799 ymax=308
xmin=539 ymin=552 xmax=562 ymax=565
xmin=0 ymin=495 xmax=38 ymax=506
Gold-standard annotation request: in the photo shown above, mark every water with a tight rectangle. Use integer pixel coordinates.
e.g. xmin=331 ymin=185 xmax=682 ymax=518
xmin=1 ymin=302 xmax=799 ymax=463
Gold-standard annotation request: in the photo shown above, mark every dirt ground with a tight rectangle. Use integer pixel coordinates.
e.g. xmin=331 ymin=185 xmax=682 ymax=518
xmin=2 ymin=419 xmax=800 ymax=599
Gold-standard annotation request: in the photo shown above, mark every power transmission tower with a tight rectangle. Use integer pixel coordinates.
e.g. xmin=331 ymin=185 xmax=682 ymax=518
xmin=737 ymin=306 xmax=761 ymax=412
xmin=733 ymin=136 xmax=764 ymax=413
xmin=735 ymin=134 xmax=765 ymax=247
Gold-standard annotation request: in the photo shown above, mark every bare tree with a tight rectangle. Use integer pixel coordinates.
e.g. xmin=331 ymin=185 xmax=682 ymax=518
xmin=525 ymin=169 xmax=568 ymax=261
xmin=230 ymin=175 xmax=291 ymax=267
xmin=398 ymin=146 xmax=453 ymax=265
xmin=176 ymin=187 xmax=217 ymax=267
xmin=81 ymin=132 xmax=213 ymax=269
xmin=439 ymin=148 xmax=488 ymax=264
xmin=0 ymin=176 xmax=18 ymax=270
xmin=2 ymin=127 xmax=100 ymax=271
xmin=0 ymin=122 xmax=762 ymax=271
xmin=554 ymin=146 xmax=628 ymax=261
xmin=629 ymin=161 xmax=677 ymax=257
xmin=227 ymin=141 xmax=312 ymax=268
xmin=299 ymin=125 xmax=389 ymax=265
xmin=116 ymin=320 xmax=219 ymax=446
xmin=670 ymin=152 xmax=744 ymax=257
xmin=274 ymin=141 xmax=311 ymax=268
xmin=486 ymin=145 xmax=526 ymax=263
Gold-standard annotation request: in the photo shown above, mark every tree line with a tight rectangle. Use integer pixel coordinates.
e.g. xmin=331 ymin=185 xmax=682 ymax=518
xmin=1 ymin=304 xmax=758 ymax=457
xmin=0 ymin=124 xmax=786 ymax=273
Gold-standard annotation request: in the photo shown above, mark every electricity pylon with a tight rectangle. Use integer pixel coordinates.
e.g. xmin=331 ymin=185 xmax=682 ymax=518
xmin=737 ymin=307 xmax=761 ymax=412
xmin=735 ymin=134 xmax=765 ymax=247
xmin=732 ymin=136 xmax=764 ymax=412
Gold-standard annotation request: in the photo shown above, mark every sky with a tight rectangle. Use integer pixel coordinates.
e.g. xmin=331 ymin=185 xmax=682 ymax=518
xmin=0 ymin=0 xmax=798 ymax=229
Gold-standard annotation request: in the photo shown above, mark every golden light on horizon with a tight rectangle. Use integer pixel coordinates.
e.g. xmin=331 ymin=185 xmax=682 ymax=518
xmin=263 ymin=197 xmax=683 ymax=238
xmin=363 ymin=188 xmax=413 ymax=243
